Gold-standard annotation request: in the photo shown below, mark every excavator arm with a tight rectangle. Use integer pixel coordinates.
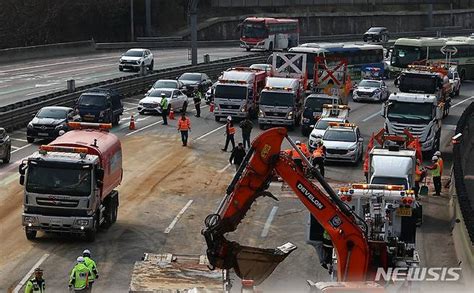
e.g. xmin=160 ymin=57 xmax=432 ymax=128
xmin=202 ymin=127 xmax=370 ymax=285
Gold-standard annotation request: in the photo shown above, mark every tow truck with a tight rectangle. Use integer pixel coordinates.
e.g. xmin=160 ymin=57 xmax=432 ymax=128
xmin=202 ymin=127 xmax=421 ymax=291
xmin=308 ymin=104 xmax=350 ymax=150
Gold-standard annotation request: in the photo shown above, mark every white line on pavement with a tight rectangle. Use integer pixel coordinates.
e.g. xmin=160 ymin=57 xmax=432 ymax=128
xmin=11 ymin=143 xmax=32 ymax=154
xmin=362 ymin=111 xmax=381 ymax=122
xmin=13 ymin=254 xmax=50 ymax=293
xmin=451 ymin=96 xmax=474 ymax=108
xmin=125 ymin=119 xmax=163 ymax=136
xmin=195 ymin=124 xmax=226 ymax=141
xmin=261 ymin=206 xmax=279 ymax=237
xmin=122 ymin=101 xmax=137 ymax=106
xmin=10 ymin=137 xmax=28 ymax=142
xmin=164 ymin=200 xmax=193 ymax=234
xmin=10 ymin=145 xmax=19 ymax=150
xmin=218 ymin=163 xmax=231 ymax=173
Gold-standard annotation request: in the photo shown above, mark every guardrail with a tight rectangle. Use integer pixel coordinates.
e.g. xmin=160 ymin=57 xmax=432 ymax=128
xmin=0 ymin=54 xmax=267 ymax=131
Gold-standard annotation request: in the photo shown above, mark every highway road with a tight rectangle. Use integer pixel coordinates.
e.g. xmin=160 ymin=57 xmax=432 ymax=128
xmin=0 ymin=47 xmax=253 ymax=107
xmin=0 ymin=79 xmax=472 ymax=292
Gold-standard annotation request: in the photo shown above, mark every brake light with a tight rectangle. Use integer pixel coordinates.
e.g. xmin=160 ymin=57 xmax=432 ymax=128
xmin=39 ymin=145 xmax=88 ymax=154
xmin=68 ymin=122 xmax=112 ymax=130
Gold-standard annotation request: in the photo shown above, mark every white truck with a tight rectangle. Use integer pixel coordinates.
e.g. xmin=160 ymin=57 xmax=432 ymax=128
xmin=258 ymin=77 xmax=304 ymax=129
xmin=382 ymin=92 xmax=442 ymax=157
xmin=213 ymin=67 xmax=267 ymax=121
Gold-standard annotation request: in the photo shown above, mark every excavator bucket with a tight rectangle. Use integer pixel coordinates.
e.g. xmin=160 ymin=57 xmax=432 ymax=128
xmin=233 ymin=243 xmax=297 ymax=285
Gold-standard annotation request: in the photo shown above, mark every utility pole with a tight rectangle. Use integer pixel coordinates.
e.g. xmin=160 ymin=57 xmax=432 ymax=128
xmin=145 ymin=0 xmax=152 ymax=37
xmin=189 ymin=0 xmax=199 ymax=66
xmin=130 ymin=0 xmax=135 ymax=41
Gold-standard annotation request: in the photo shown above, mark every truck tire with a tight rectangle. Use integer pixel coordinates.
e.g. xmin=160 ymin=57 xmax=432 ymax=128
xmin=112 ymin=115 xmax=120 ymax=126
xmin=25 ymin=228 xmax=37 ymax=240
xmin=3 ymin=147 xmax=10 ymax=163
xmin=85 ymin=214 xmax=98 ymax=242
xmin=112 ymin=196 xmax=119 ymax=223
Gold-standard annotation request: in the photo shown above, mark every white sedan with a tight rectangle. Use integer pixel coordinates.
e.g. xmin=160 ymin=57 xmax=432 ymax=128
xmin=119 ymin=48 xmax=154 ymax=72
xmin=353 ymin=79 xmax=390 ymax=102
xmin=138 ymin=88 xmax=188 ymax=115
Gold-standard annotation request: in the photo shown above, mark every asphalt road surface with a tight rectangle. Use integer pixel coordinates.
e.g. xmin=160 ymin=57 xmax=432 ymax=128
xmin=0 ymin=47 xmax=253 ymax=107
xmin=0 ymin=80 xmax=472 ymax=292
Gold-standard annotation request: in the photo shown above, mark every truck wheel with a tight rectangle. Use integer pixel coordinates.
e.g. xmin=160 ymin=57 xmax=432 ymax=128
xmin=85 ymin=214 xmax=98 ymax=241
xmin=112 ymin=198 xmax=118 ymax=223
xmin=25 ymin=228 xmax=37 ymax=240
xmin=102 ymin=199 xmax=115 ymax=229
xmin=112 ymin=115 xmax=120 ymax=126
xmin=3 ymin=147 xmax=11 ymax=163
xmin=148 ymin=60 xmax=154 ymax=71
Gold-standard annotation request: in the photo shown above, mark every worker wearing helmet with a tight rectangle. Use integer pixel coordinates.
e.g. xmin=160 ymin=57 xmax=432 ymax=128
xmin=311 ymin=140 xmax=326 ymax=177
xmin=414 ymin=159 xmax=426 ymax=199
xmin=160 ymin=93 xmax=169 ymax=125
xmin=83 ymin=250 xmax=99 ymax=289
xmin=434 ymin=150 xmax=444 ymax=176
xmin=25 ymin=267 xmax=45 ymax=293
xmin=292 ymin=141 xmax=308 ymax=171
xmin=425 ymin=156 xmax=441 ymax=196
xmin=69 ymin=257 xmax=91 ymax=292
xmin=221 ymin=116 xmax=236 ymax=152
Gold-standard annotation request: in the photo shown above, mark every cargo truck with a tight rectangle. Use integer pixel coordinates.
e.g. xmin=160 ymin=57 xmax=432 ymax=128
xmin=19 ymin=122 xmax=122 ymax=241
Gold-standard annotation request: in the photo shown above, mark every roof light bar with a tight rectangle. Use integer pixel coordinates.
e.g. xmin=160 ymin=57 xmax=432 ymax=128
xmin=68 ymin=122 xmax=112 ymax=130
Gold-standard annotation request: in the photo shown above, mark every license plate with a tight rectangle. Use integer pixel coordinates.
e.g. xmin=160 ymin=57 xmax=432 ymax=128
xmin=396 ymin=207 xmax=412 ymax=217
xmin=50 ymin=218 xmax=62 ymax=225
xmin=38 ymin=133 xmax=49 ymax=137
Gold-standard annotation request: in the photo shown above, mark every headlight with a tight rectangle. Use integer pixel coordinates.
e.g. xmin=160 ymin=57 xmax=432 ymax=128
xmin=55 ymin=124 xmax=64 ymax=130
xmin=99 ymin=110 xmax=106 ymax=117
xmin=241 ymin=107 xmax=246 ymax=112
xmin=258 ymin=109 xmax=265 ymax=117
xmin=136 ymin=60 xmax=141 ymax=64
xmin=139 ymin=102 xmax=143 ymax=106
xmin=75 ymin=219 xmax=89 ymax=226
xmin=287 ymin=111 xmax=293 ymax=120
xmin=348 ymin=146 xmax=357 ymax=151
xmin=119 ymin=58 xmax=123 ymax=63
xmin=302 ymin=118 xmax=310 ymax=123
xmin=27 ymin=122 xmax=33 ymax=129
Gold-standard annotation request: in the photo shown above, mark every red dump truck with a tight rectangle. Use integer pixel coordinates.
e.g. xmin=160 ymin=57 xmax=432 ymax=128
xmin=19 ymin=122 xmax=122 ymax=241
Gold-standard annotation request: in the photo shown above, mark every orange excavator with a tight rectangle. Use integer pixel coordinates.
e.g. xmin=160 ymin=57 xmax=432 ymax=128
xmin=202 ymin=127 xmax=396 ymax=288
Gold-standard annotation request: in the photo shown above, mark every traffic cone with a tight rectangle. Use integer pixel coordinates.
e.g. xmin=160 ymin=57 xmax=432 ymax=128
xmin=209 ymin=102 xmax=215 ymax=113
xmin=129 ymin=114 xmax=136 ymax=130
xmin=168 ymin=108 xmax=175 ymax=120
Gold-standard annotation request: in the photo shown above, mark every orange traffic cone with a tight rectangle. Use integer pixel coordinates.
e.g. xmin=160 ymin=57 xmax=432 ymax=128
xmin=168 ymin=108 xmax=175 ymax=120
xmin=129 ymin=114 xmax=136 ymax=130
xmin=209 ymin=102 xmax=215 ymax=113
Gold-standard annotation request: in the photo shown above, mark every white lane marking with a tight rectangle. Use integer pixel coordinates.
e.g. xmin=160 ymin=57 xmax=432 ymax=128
xmin=26 ymin=87 xmax=63 ymax=96
xmin=13 ymin=254 xmax=50 ymax=293
xmin=362 ymin=111 xmax=381 ymax=122
xmin=261 ymin=206 xmax=279 ymax=237
xmin=122 ymin=101 xmax=138 ymax=106
xmin=0 ymin=56 xmax=116 ymax=74
xmin=125 ymin=119 xmax=163 ymax=136
xmin=35 ymin=82 xmax=60 ymax=87
xmin=10 ymin=138 xmax=28 ymax=142
xmin=164 ymin=200 xmax=193 ymax=234
xmin=218 ymin=163 xmax=231 ymax=173
xmin=451 ymin=96 xmax=474 ymax=108
xmin=10 ymin=145 xmax=19 ymax=150
xmin=195 ymin=124 xmax=226 ymax=141
xmin=42 ymin=64 xmax=109 ymax=76
xmin=11 ymin=143 xmax=32 ymax=154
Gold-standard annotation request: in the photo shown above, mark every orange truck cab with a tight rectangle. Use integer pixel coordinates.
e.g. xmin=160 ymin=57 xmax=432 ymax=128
xmin=19 ymin=122 xmax=122 ymax=241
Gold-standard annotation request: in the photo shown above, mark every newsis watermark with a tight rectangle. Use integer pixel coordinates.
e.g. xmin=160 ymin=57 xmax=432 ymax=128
xmin=375 ymin=267 xmax=462 ymax=282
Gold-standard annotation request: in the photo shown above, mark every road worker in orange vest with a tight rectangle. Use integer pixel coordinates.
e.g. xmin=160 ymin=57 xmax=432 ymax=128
xmin=292 ymin=141 xmax=309 ymax=170
xmin=434 ymin=150 xmax=444 ymax=176
xmin=177 ymin=112 xmax=191 ymax=146
xmin=221 ymin=116 xmax=236 ymax=152
xmin=311 ymin=140 xmax=327 ymax=177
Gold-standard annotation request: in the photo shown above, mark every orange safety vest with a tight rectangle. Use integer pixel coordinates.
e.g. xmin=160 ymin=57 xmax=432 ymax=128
xmin=300 ymin=144 xmax=310 ymax=158
xmin=312 ymin=146 xmax=324 ymax=158
xmin=438 ymin=158 xmax=444 ymax=175
xmin=292 ymin=148 xmax=301 ymax=159
xmin=227 ymin=124 xmax=236 ymax=135
xmin=415 ymin=164 xmax=423 ymax=182
xmin=177 ymin=117 xmax=191 ymax=131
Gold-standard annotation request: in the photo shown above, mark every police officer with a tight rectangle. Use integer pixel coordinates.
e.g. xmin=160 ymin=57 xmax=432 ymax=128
xmin=25 ymin=267 xmax=45 ymax=293
xmin=194 ymin=85 xmax=203 ymax=117
xmin=160 ymin=93 xmax=169 ymax=125
xmin=69 ymin=257 xmax=91 ymax=292
xmin=82 ymin=250 xmax=98 ymax=290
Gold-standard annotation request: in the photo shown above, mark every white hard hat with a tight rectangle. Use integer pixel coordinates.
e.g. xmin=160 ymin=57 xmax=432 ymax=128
xmin=83 ymin=249 xmax=91 ymax=255
xmin=295 ymin=140 xmax=301 ymax=145
xmin=227 ymin=115 xmax=232 ymax=121
xmin=432 ymin=156 xmax=438 ymax=161
xmin=77 ymin=256 xmax=85 ymax=263
xmin=434 ymin=151 xmax=441 ymax=156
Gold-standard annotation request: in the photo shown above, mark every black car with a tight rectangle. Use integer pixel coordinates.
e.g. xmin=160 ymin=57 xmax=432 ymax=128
xmin=27 ymin=106 xmax=78 ymax=143
xmin=177 ymin=72 xmax=212 ymax=96
xmin=363 ymin=27 xmax=389 ymax=42
xmin=301 ymin=94 xmax=341 ymax=136
xmin=76 ymin=88 xmax=123 ymax=125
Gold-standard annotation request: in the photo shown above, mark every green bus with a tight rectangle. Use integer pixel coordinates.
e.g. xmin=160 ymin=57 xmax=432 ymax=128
xmin=390 ymin=36 xmax=474 ymax=80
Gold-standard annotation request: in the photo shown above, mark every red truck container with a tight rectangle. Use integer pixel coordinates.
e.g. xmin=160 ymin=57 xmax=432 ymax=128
xmin=19 ymin=122 xmax=122 ymax=241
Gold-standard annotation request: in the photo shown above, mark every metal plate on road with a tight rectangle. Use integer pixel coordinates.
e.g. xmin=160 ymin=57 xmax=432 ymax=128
xmin=396 ymin=207 xmax=412 ymax=217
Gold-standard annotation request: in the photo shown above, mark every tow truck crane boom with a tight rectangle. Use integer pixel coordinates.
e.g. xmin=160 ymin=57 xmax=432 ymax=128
xmin=202 ymin=127 xmax=371 ymax=285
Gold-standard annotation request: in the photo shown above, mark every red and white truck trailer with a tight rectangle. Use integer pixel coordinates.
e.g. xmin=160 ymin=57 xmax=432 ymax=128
xmin=19 ymin=122 xmax=122 ymax=241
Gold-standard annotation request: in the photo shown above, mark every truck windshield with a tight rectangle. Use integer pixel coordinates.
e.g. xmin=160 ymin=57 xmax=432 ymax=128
xmin=260 ymin=92 xmax=294 ymax=107
xmin=78 ymin=95 xmax=106 ymax=108
xmin=399 ymin=74 xmax=438 ymax=94
xmin=305 ymin=98 xmax=335 ymax=112
xmin=371 ymin=176 xmax=408 ymax=189
xmin=391 ymin=45 xmax=422 ymax=68
xmin=36 ymin=108 xmax=68 ymax=119
xmin=215 ymin=85 xmax=247 ymax=99
xmin=26 ymin=163 xmax=92 ymax=196
xmin=388 ymin=102 xmax=433 ymax=122
xmin=323 ymin=130 xmax=356 ymax=142
xmin=241 ymin=22 xmax=267 ymax=39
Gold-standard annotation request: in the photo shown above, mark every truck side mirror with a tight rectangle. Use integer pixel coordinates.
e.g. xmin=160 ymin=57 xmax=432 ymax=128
xmin=19 ymin=175 xmax=25 ymax=186
xmin=96 ymin=168 xmax=104 ymax=181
